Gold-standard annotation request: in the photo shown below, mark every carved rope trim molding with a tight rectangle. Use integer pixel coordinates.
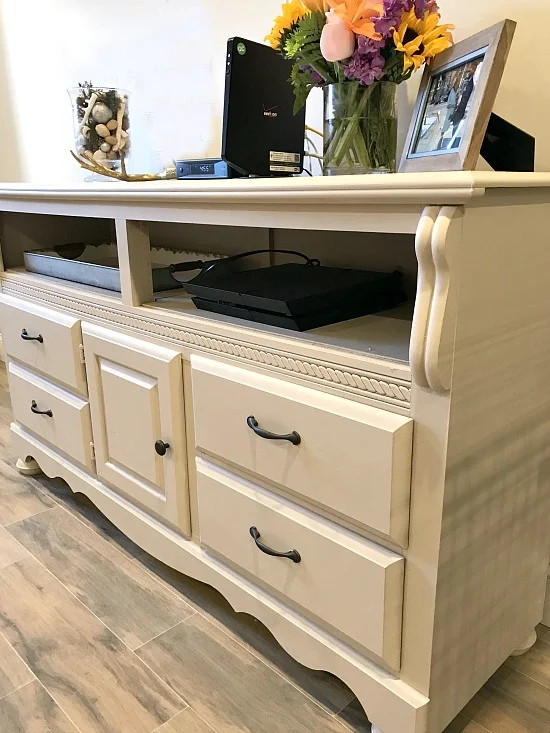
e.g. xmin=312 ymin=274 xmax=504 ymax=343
xmin=2 ymin=280 xmax=412 ymax=405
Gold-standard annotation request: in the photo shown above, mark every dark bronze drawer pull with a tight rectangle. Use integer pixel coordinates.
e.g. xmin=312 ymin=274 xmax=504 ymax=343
xmin=249 ymin=527 xmax=301 ymax=564
xmin=31 ymin=400 xmax=53 ymax=418
xmin=246 ymin=416 xmax=301 ymax=446
xmin=21 ymin=329 xmax=43 ymax=343
xmin=154 ymin=440 xmax=170 ymax=456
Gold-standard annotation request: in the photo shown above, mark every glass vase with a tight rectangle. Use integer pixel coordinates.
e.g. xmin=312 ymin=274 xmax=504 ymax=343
xmin=323 ymin=81 xmax=397 ymax=176
xmin=68 ymin=86 xmax=131 ymax=178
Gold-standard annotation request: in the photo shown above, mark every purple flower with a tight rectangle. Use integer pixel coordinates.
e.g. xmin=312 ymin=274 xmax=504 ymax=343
xmin=310 ymin=68 xmax=324 ymax=85
xmin=344 ymin=50 xmax=385 ymax=86
xmin=374 ymin=0 xmax=413 ymax=37
xmin=357 ymin=35 xmax=385 ymax=54
xmin=415 ymin=0 xmax=439 ymax=14
xmin=300 ymin=65 xmax=324 ymax=86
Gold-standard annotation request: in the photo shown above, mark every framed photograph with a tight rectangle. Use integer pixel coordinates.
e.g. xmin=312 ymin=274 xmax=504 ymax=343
xmin=399 ymin=19 xmax=516 ymax=173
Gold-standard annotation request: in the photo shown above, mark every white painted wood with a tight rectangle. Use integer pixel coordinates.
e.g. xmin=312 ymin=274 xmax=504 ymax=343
xmin=82 ymin=322 xmax=190 ymax=535
xmin=510 ymin=630 xmax=538 ymax=657
xmin=409 ymin=207 xmax=438 ymax=388
xmin=0 ymin=172 xmax=550 ymax=204
xmin=2 ymin=177 xmax=550 ymax=733
xmin=0 ymin=294 xmax=87 ymax=395
xmin=7 ymin=361 xmax=93 ymax=471
xmin=418 ymin=197 xmax=550 ymax=733
xmin=115 ymin=219 xmax=153 ymax=307
xmin=191 ymin=355 xmax=413 ymax=546
xmin=423 ymin=207 xmax=462 ymax=393
xmin=15 ymin=457 xmax=42 ymax=476
xmin=196 ymin=458 xmax=404 ymax=670
xmin=0 ymin=270 xmax=413 ymax=414
xmin=10 ymin=423 xmax=429 ymax=733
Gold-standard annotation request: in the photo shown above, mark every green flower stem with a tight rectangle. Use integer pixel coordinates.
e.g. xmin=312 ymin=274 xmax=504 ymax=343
xmin=332 ymin=85 xmax=375 ymax=167
xmin=323 ymin=81 xmax=397 ymax=175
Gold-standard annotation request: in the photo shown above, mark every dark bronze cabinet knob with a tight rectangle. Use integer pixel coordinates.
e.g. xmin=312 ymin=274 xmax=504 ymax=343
xmin=155 ymin=440 xmax=170 ymax=457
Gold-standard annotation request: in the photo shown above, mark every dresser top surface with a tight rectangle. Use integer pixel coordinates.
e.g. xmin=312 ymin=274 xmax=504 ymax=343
xmin=0 ymin=171 xmax=549 ymax=206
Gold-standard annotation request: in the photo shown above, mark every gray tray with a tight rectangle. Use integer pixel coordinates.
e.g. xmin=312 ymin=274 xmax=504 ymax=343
xmin=24 ymin=244 xmax=222 ymax=293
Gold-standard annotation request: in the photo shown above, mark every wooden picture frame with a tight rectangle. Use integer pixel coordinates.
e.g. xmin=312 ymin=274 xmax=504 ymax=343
xmin=399 ymin=19 xmax=516 ymax=173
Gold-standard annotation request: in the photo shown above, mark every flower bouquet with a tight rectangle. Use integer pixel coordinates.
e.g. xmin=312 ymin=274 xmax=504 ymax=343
xmin=266 ymin=0 xmax=454 ymax=174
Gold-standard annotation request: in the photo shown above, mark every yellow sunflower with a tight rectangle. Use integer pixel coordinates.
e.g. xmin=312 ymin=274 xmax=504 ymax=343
xmin=393 ymin=7 xmax=454 ymax=71
xmin=302 ymin=0 xmax=330 ymax=9
xmin=265 ymin=1 xmax=309 ymax=50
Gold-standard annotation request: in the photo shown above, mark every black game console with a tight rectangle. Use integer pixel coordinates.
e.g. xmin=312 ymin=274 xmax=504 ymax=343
xmin=181 ymin=251 xmax=406 ymax=331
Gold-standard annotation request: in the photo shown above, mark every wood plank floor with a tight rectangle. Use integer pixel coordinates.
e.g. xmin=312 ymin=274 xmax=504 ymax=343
xmin=0 ymin=365 xmax=548 ymax=733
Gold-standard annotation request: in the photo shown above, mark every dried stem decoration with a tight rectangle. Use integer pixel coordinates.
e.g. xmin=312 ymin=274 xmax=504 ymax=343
xmin=70 ymin=150 xmax=176 ymax=182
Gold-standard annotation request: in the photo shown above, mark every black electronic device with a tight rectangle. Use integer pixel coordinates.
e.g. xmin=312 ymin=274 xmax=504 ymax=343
xmin=172 ymin=251 xmax=406 ymax=332
xmin=175 ymin=158 xmax=244 ymax=180
xmin=222 ymin=38 xmax=306 ymax=177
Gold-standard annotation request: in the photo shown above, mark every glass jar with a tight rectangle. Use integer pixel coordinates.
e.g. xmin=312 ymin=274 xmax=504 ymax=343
xmin=68 ymin=85 xmax=130 ymax=173
xmin=323 ymin=81 xmax=397 ymax=176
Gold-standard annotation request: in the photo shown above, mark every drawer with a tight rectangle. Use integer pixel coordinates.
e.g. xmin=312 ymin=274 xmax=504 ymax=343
xmin=191 ymin=356 xmax=412 ymax=546
xmin=197 ymin=459 xmax=404 ymax=670
xmin=8 ymin=361 xmax=94 ymax=471
xmin=0 ymin=294 xmax=87 ymax=395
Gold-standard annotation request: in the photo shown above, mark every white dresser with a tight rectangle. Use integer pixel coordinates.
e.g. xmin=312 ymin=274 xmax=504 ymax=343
xmin=0 ymin=173 xmax=548 ymax=733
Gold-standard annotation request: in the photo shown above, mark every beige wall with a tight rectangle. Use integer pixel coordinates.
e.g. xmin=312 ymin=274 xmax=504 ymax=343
xmin=0 ymin=12 xmax=22 ymax=180
xmin=0 ymin=0 xmax=546 ymax=181
xmin=402 ymin=1 xmax=549 ymax=170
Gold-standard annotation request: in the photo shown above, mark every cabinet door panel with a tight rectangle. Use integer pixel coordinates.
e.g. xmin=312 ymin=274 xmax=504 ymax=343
xmin=100 ymin=360 xmax=162 ymax=488
xmin=83 ymin=323 xmax=189 ymax=535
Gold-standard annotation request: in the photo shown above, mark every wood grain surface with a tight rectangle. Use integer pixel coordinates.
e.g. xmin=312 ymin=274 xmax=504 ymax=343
xmin=0 ymin=681 xmax=80 ymax=732
xmin=462 ymin=665 xmax=550 ymax=733
xmin=134 ymin=551 xmax=356 ymax=715
xmin=7 ymin=506 xmax=195 ymax=649
xmin=0 ymin=634 xmax=34 ymax=699
xmin=0 ymin=557 xmax=186 ymax=733
xmin=137 ymin=612 xmax=353 ymax=733
xmin=155 ymin=707 xmax=216 ymax=733
xmin=27 ymin=473 xmax=143 ymax=560
xmin=0 ymin=526 xmax=28 ymax=569
xmin=0 ymin=458 xmax=55 ymax=525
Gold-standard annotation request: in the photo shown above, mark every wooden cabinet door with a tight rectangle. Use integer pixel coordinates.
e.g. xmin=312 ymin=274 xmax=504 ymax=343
xmin=82 ymin=322 xmax=189 ymax=535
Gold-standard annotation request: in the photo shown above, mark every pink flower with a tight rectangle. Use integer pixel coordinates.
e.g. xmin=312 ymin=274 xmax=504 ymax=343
xmin=320 ymin=10 xmax=356 ymax=62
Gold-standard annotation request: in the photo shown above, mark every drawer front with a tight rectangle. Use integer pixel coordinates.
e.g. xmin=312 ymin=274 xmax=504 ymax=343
xmin=0 ymin=294 xmax=87 ymax=395
xmin=191 ymin=356 xmax=412 ymax=546
xmin=197 ymin=459 xmax=404 ymax=669
xmin=8 ymin=361 xmax=94 ymax=471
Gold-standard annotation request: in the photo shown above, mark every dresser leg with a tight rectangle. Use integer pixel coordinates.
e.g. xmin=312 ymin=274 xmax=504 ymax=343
xmin=16 ymin=457 xmax=42 ymax=476
xmin=510 ymin=630 xmax=537 ymax=657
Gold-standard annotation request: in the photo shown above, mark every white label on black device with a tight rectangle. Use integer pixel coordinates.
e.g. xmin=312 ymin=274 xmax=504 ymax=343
xmin=270 ymin=165 xmax=301 ymax=173
xmin=270 ymin=151 xmax=301 ymax=164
